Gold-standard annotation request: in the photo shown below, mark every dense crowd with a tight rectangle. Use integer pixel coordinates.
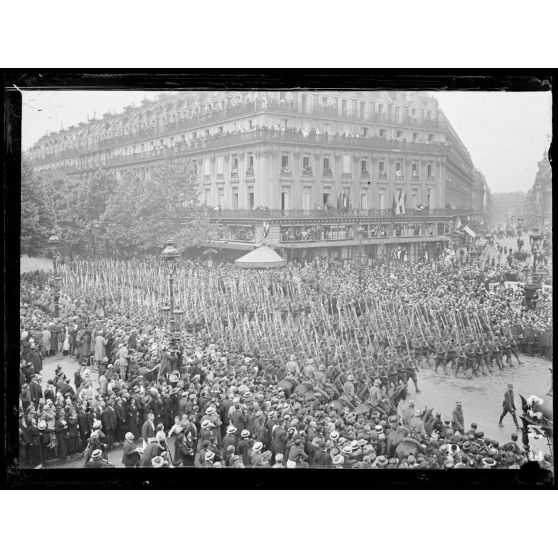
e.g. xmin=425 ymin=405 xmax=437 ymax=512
xmin=17 ymin=235 xmax=552 ymax=470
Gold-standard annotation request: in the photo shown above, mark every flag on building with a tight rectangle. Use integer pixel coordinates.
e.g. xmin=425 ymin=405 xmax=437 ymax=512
xmin=395 ymin=191 xmax=406 ymax=215
xmin=455 ymin=216 xmax=462 ymax=229
xmin=463 ymin=225 xmax=476 ymax=238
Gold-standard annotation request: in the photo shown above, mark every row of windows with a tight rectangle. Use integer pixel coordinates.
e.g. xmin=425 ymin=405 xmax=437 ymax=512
xmin=280 ymin=153 xmax=436 ymax=178
xmin=203 ymin=185 xmax=436 ymax=212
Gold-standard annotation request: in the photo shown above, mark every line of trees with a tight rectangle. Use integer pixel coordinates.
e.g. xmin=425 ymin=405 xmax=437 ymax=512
xmin=21 ymin=157 xmax=221 ymax=258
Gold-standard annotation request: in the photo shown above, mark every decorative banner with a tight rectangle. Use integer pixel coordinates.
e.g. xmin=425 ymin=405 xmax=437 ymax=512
xmin=262 ymin=221 xmax=270 ymax=238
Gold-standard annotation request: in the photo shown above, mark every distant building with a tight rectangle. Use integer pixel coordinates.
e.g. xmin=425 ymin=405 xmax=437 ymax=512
xmin=472 ymin=168 xmax=490 ymax=214
xmin=490 ymin=192 xmax=526 ymax=227
xmin=27 ymin=90 xmax=485 ymax=262
xmin=524 ymin=150 xmax=552 ymax=232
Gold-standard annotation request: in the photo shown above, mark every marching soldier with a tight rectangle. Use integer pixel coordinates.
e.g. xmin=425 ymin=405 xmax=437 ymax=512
xmin=445 ymin=340 xmax=457 ymax=372
xmin=508 ymin=334 xmax=523 ymax=366
xmin=492 ymin=337 xmax=504 ymax=370
xmin=502 ymin=336 xmax=513 ymax=368
xmin=480 ymin=340 xmax=494 ymax=374
xmin=434 ymin=341 xmax=446 ymax=374
xmin=405 ymin=355 xmax=420 ymax=393
xmin=455 ymin=345 xmax=467 ymax=378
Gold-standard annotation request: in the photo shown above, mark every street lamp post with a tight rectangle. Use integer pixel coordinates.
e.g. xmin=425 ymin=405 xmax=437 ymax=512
xmin=48 ymin=234 xmax=62 ymax=318
xmin=161 ymin=239 xmax=181 ymax=374
xmin=48 ymin=233 xmax=60 ymax=274
xmin=93 ymin=222 xmax=100 ymax=258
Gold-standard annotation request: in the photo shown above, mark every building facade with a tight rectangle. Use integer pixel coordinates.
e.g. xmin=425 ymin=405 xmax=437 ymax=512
xmin=524 ymin=150 xmax=552 ymax=232
xmin=472 ymin=168 xmax=490 ymax=214
xmin=27 ymin=90 xmax=485 ymax=262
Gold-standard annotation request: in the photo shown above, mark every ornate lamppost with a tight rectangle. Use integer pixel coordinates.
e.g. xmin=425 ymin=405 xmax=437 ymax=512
xmin=161 ymin=239 xmax=181 ymax=373
xmin=48 ymin=233 xmax=60 ymax=274
xmin=159 ymin=304 xmax=171 ymax=328
xmin=48 ymin=233 xmax=62 ymax=318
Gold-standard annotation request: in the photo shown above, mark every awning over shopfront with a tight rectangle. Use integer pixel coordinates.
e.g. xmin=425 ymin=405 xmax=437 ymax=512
xmin=234 ymin=245 xmax=287 ymax=268
xmin=200 ymin=240 xmax=260 ymax=251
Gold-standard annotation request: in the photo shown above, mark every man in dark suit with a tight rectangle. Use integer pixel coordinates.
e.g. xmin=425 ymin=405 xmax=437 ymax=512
xmin=114 ymin=397 xmax=127 ymax=443
xmin=311 ymin=439 xmax=333 ymax=468
xmin=451 ymin=401 xmax=464 ymax=435
xmin=29 ymin=375 xmax=43 ymax=408
xmin=499 ymin=384 xmax=520 ymax=429
xmin=141 ymin=412 xmax=156 ymax=449
xmin=271 ymin=419 xmax=287 ymax=460
xmin=121 ymin=432 xmax=141 ymax=467
xmin=102 ymin=399 xmax=118 ymax=449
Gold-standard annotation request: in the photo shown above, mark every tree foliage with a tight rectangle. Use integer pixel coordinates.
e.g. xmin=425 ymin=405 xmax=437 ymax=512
xmin=26 ymin=158 xmax=220 ymax=257
xmin=100 ymin=158 xmax=218 ymax=254
xmin=20 ymin=158 xmax=56 ymax=256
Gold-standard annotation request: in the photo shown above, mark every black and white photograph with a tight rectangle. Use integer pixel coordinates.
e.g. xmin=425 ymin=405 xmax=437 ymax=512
xmin=5 ymin=76 xmax=552 ymax=486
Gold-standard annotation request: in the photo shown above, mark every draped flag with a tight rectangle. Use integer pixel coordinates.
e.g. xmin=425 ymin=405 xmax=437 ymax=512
xmin=395 ymin=191 xmax=406 ymax=215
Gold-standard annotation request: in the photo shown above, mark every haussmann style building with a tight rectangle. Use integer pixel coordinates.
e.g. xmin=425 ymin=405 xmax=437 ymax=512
xmin=27 ymin=90 xmax=488 ymax=263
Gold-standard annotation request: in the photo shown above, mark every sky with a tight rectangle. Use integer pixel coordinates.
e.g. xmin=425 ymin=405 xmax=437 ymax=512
xmin=22 ymin=90 xmax=552 ymax=194
xmin=431 ymin=91 xmax=552 ymax=194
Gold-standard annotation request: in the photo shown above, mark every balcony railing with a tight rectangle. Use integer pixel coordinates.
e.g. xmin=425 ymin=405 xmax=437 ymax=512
xmin=322 ymin=168 xmax=333 ymax=177
xmin=32 ymin=98 xmax=448 ymax=165
xmin=40 ymin=129 xmax=452 ymax=171
xmin=302 ymin=168 xmax=313 ymax=176
xmin=206 ymin=207 xmax=476 ymax=220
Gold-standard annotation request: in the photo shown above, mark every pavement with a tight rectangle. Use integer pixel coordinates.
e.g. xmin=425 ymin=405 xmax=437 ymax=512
xmin=480 ymin=232 xmax=531 ymax=268
xmin=20 ymin=256 xmax=54 ymax=274
xmin=412 ymin=356 xmax=552 ymax=455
